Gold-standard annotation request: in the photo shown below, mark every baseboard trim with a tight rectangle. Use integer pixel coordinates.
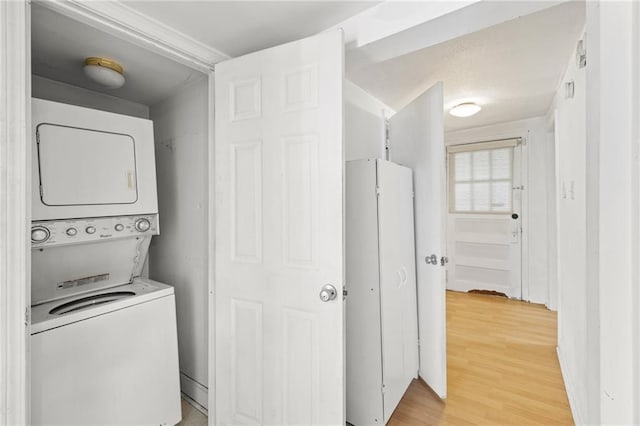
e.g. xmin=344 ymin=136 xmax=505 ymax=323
xmin=556 ymin=346 xmax=584 ymax=425
xmin=180 ymin=372 xmax=208 ymax=414
xmin=181 ymin=391 xmax=208 ymax=417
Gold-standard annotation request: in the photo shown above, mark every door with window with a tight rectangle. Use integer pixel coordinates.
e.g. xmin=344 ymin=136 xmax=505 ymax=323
xmin=446 ymin=139 xmax=522 ymax=299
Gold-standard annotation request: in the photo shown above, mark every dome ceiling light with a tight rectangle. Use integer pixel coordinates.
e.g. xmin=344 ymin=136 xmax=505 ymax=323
xmin=83 ymin=57 xmax=125 ymax=89
xmin=449 ymin=102 xmax=481 ymax=118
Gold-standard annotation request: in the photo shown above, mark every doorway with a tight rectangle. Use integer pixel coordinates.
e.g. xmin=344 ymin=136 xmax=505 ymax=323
xmin=446 ymin=139 xmax=523 ymax=299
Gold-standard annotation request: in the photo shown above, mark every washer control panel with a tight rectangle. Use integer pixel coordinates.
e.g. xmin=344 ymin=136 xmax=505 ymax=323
xmin=31 ymin=214 xmax=158 ymax=247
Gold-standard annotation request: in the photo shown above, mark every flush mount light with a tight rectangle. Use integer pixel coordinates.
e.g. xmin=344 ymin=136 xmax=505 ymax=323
xmin=83 ymin=57 xmax=125 ymax=89
xmin=449 ymin=102 xmax=481 ymax=117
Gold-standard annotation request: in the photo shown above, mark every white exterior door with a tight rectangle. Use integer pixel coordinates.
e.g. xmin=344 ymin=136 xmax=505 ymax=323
xmin=389 ymin=82 xmax=447 ymax=398
xmin=214 ymin=30 xmax=344 ymax=425
xmin=447 ymin=141 xmax=522 ymax=299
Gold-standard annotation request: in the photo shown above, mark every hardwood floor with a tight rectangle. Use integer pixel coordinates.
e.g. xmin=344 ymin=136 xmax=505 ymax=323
xmin=388 ymin=291 xmax=574 ymax=425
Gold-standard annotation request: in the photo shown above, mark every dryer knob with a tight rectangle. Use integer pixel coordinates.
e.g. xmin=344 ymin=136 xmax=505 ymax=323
xmin=114 ymin=224 xmax=124 ymax=232
xmin=31 ymin=227 xmax=50 ymax=243
xmin=66 ymin=227 xmax=78 ymax=237
xmin=135 ymin=218 xmax=151 ymax=232
xmin=85 ymin=226 xmax=96 ymax=234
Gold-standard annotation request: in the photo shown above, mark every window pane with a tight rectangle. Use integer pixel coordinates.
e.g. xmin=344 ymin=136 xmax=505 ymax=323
xmin=472 ymin=150 xmax=490 ymax=180
xmin=449 ymin=145 xmax=515 ymax=214
xmin=492 ymin=148 xmax=511 ymax=179
xmin=454 ymin=152 xmax=471 ymax=181
xmin=472 ymin=182 xmax=489 ymax=211
xmin=491 ymin=181 xmax=511 ymax=212
xmin=455 ymin=183 xmax=471 ymax=211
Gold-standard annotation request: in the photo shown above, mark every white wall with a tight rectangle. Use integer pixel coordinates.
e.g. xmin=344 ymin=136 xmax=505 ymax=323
xmin=445 ymin=117 xmax=555 ymax=306
xmin=554 ymin=31 xmax=590 ymax=425
xmin=344 ymin=79 xmax=394 ymax=161
xmin=32 ymin=75 xmax=149 ymax=118
xmin=149 ymin=76 xmax=209 ymax=409
xmin=586 ymin=2 xmax=638 ymax=423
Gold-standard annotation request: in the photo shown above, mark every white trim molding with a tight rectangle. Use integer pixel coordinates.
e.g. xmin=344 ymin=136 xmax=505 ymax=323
xmin=557 ymin=346 xmax=585 ymax=425
xmin=207 ymin=70 xmax=216 ymax=426
xmin=34 ymin=0 xmax=230 ymax=72
xmin=0 ymin=1 xmax=30 ymax=425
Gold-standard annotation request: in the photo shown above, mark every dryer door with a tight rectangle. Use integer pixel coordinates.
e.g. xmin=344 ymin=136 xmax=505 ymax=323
xmin=37 ymin=124 xmax=138 ymax=206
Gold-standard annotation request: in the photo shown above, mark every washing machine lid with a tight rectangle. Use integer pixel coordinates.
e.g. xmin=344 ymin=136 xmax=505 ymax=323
xmin=31 ymin=236 xmax=150 ymax=306
xmin=30 ymin=278 xmax=175 ymax=334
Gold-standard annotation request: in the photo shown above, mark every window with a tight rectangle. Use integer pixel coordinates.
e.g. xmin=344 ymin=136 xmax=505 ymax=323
xmin=448 ymin=141 xmax=517 ymax=214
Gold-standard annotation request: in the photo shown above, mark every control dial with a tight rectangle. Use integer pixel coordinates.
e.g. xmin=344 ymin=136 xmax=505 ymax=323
xmin=66 ymin=227 xmax=78 ymax=237
xmin=135 ymin=218 xmax=151 ymax=232
xmin=114 ymin=224 xmax=124 ymax=232
xmin=31 ymin=226 xmax=50 ymax=243
xmin=85 ymin=226 xmax=96 ymax=234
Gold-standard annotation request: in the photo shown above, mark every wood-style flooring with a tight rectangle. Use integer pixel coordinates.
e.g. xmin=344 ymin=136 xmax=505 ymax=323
xmin=177 ymin=398 xmax=207 ymax=426
xmin=388 ymin=291 xmax=574 ymax=425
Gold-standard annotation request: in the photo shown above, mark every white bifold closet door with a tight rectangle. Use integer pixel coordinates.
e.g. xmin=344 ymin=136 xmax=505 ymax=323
xmin=345 ymin=159 xmax=418 ymax=425
xmin=214 ymin=30 xmax=344 ymax=425
xmin=377 ymin=160 xmax=419 ymax=422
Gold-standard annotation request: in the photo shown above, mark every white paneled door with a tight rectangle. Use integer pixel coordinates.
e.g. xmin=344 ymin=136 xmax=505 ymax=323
xmin=447 ymin=142 xmax=523 ymax=299
xmin=214 ymin=30 xmax=344 ymax=425
xmin=389 ymin=82 xmax=447 ymax=398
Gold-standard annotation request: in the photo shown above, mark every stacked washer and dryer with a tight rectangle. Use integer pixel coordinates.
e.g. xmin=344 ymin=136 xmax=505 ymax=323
xmin=30 ymin=99 xmax=182 ymax=425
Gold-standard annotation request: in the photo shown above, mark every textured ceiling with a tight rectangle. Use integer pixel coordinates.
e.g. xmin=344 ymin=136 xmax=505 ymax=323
xmin=347 ymin=1 xmax=586 ymax=131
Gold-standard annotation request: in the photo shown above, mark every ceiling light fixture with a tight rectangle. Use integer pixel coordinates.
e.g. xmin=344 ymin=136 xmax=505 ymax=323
xmin=83 ymin=57 xmax=125 ymax=89
xmin=449 ymin=102 xmax=481 ymax=117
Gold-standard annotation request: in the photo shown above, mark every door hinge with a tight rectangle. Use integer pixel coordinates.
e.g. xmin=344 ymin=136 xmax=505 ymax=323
xmin=343 ymin=288 xmax=348 ymax=299
xmin=375 ymin=186 xmax=381 ymax=197
xmin=577 ymin=38 xmax=587 ymax=69
xmin=381 ymin=384 xmax=386 ymax=394
xmin=25 ymin=307 xmax=30 ymax=325
xmin=384 ymin=117 xmax=390 ymax=161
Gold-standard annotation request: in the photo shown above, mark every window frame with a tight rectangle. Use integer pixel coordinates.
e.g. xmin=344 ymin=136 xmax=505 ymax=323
xmin=447 ymin=138 xmax=520 ymax=215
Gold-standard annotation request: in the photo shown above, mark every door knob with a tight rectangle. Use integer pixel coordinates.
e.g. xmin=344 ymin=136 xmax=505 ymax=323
xmin=440 ymin=256 xmax=449 ymax=266
xmin=319 ymin=284 xmax=337 ymax=302
xmin=425 ymin=254 xmax=438 ymax=265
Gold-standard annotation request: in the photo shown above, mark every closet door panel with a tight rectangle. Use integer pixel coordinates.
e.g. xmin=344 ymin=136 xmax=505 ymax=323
xmin=345 ymin=159 xmax=384 ymax=425
xmin=376 ymin=160 xmax=419 ymax=422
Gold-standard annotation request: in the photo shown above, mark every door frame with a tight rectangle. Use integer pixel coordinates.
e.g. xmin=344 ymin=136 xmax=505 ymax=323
xmin=445 ymin=132 xmax=530 ymax=301
xmin=2 ymin=2 xmax=220 ymax=423
xmin=1 ymin=2 xmax=30 ymax=424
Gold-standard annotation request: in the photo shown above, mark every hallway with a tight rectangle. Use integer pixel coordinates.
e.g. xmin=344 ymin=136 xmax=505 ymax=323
xmin=389 ymin=291 xmax=573 ymax=425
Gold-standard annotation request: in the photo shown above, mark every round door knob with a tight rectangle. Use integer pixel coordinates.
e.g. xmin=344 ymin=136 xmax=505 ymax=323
xmin=511 ymin=213 xmax=519 ymax=220
xmin=319 ymin=284 xmax=337 ymax=302
xmin=66 ymin=227 xmax=78 ymax=236
xmin=135 ymin=218 xmax=151 ymax=232
xmin=31 ymin=227 xmax=50 ymax=243
xmin=114 ymin=224 xmax=124 ymax=232
xmin=85 ymin=226 xmax=96 ymax=234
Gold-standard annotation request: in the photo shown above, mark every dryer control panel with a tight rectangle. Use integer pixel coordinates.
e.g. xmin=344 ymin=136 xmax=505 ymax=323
xmin=31 ymin=214 xmax=158 ymax=248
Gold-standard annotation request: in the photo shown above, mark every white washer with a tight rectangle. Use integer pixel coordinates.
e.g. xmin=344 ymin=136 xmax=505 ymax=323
xmin=30 ymin=278 xmax=181 ymax=426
